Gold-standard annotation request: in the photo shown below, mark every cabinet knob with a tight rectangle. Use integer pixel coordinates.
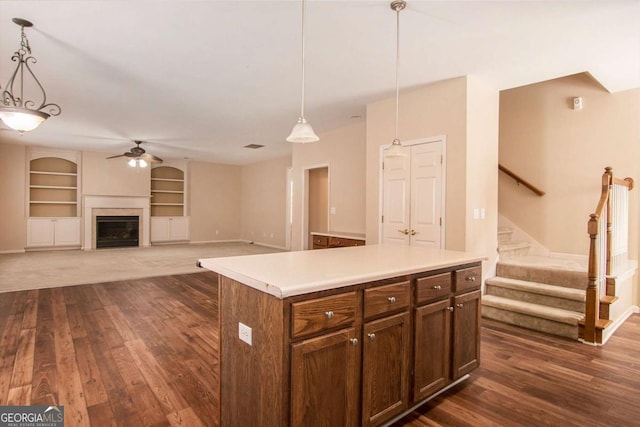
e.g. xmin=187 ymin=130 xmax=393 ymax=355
xmin=367 ymin=333 xmax=376 ymax=340
xmin=447 ymin=306 xmax=454 ymax=312
xmin=466 ymin=275 xmax=476 ymax=282
xmin=325 ymin=311 xmax=334 ymax=319
xmin=456 ymin=303 xmax=464 ymax=308
xmin=350 ymin=338 xmax=358 ymax=346
xmin=433 ymin=285 xmax=442 ymax=291
xmin=387 ymin=296 xmax=396 ymax=303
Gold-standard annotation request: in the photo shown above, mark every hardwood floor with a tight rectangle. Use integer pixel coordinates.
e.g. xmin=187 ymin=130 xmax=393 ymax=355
xmin=0 ymin=271 xmax=638 ymax=426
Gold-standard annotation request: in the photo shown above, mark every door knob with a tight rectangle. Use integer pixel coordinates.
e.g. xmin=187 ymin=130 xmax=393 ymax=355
xmin=410 ymin=229 xmax=417 ymax=235
xmin=397 ymin=229 xmax=409 ymax=235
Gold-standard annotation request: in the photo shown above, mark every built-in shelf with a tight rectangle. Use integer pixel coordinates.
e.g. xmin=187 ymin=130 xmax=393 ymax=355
xmin=151 ymin=165 xmax=185 ymax=217
xmin=28 ymin=154 xmax=80 ymax=218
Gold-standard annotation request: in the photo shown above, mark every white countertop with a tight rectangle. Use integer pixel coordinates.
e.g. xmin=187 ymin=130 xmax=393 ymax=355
xmin=198 ymin=244 xmax=485 ymax=299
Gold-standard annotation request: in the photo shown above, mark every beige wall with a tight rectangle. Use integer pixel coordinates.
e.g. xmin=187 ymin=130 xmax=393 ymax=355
xmin=291 ymin=121 xmax=366 ymax=250
xmin=240 ymin=156 xmax=290 ymax=249
xmin=189 ymin=161 xmax=242 ymax=243
xmin=82 ymin=151 xmax=150 ymax=196
xmin=499 ymin=73 xmax=639 ymax=259
xmin=0 ymin=142 xmax=26 ymax=252
xmin=466 ymin=77 xmax=500 ymax=270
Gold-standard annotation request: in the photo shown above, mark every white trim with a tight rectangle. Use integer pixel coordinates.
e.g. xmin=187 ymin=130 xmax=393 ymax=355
xmin=0 ymin=249 xmax=26 ymax=254
xmin=601 ymin=305 xmax=637 ymax=345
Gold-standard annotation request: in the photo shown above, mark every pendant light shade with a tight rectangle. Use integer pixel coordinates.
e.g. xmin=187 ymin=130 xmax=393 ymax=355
xmin=385 ymin=0 xmax=407 ymax=158
xmin=0 ymin=18 xmax=61 ymax=133
xmin=287 ymin=0 xmax=319 ymax=143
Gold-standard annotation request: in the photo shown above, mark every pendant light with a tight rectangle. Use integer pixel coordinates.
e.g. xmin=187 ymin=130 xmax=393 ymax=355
xmin=0 ymin=18 xmax=61 ymax=133
xmin=286 ymin=0 xmax=319 ymax=143
xmin=385 ymin=0 xmax=407 ymax=158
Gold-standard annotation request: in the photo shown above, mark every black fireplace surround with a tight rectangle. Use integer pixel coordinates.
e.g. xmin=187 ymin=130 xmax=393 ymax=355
xmin=96 ymin=216 xmax=139 ymax=249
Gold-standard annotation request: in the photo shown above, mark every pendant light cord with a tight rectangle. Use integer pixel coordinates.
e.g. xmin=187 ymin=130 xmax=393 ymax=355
xmin=394 ymin=6 xmax=400 ymax=141
xmin=300 ymin=0 xmax=307 ymax=118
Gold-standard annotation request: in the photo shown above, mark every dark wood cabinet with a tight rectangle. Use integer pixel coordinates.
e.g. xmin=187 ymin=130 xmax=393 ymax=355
xmin=362 ymin=312 xmax=411 ymax=426
xmin=291 ymin=328 xmax=361 ymax=427
xmin=414 ymin=299 xmax=451 ymax=401
xmin=311 ymin=233 xmax=365 ymax=249
xmin=217 ymin=261 xmax=481 ymax=427
xmin=452 ymin=290 xmax=481 ymax=379
xmin=413 ymin=271 xmax=481 ymax=404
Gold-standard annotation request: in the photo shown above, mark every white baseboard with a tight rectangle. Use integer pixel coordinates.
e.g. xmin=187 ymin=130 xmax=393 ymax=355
xmin=0 ymin=249 xmax=26 ymax=254
xmin=239 ymin=239 xmax=289 ymax=251
xmin=601 ymin=305 xmax=637 ymax=345
xmin=189 ymin=239 xmax=243 ymax=244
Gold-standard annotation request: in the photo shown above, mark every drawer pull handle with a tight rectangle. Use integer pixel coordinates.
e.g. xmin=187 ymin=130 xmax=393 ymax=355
xmin=350 ymin=338 xmax=358 ymax=346
xmin=447 ymin=306 xmax=454 ymax=312
xmin=325 ymin=311 xmax=334 ymax=319
xmin=466 ymin=275 xmax=476 ymax=282
xmin=456 ymin=303 xmax=464 ymax=308
xmin=433 ymin=285 xmax=442 ymax=291
xmin=368 ymin=333 xmax=376 ymax=340
xmin=387 ymin=296 xmax=396 ymax=303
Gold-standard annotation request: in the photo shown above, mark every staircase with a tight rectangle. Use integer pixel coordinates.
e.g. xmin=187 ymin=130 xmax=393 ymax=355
xmin=482 ymin=228 xmax=587 ymax=340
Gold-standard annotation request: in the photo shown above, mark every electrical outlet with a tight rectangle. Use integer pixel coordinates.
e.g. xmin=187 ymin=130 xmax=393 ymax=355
xmin=239 ymin=322 xmax=252 ymax=346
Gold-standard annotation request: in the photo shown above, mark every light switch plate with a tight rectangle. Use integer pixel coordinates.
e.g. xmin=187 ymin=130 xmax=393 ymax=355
xmin=239 ymin=322 xmax=252 ymax=346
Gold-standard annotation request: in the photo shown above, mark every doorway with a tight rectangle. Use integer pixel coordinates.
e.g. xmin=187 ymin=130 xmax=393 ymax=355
xmin=381 ymin=138 xmax=445 ymax=247
xmin=307 ymin=166 xmax=329 ymax=249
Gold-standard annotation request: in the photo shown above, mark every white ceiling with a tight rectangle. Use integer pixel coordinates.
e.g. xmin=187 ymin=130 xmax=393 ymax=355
xmin=0 ymin=1 xmax=638 ymax=165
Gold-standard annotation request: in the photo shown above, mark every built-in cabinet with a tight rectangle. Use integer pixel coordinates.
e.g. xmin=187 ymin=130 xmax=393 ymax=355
xmin=150 ymin=163 xmax=190 ymax=243
xmin=311 ymin=232 xmax=366 ymax=249
xmin=26 ymin=149 xmax=81 ymax=249
xmin=219 ymin=261 xmax=481 ymax=427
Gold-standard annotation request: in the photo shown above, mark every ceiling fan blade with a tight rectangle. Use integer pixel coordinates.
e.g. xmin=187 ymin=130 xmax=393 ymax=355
xmin=142 ymin=153 xmax=163 ymax=163
xmin=106 ymin=154 xmax=126 ymax=159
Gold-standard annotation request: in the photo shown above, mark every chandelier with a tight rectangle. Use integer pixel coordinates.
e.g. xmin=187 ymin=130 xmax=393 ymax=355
xmin=0 ymin=18 xmax=61 ymax=133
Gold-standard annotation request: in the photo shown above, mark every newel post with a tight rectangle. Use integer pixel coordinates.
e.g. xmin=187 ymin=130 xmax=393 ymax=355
xmin=584 ymin=213 xmax=600 ymax=343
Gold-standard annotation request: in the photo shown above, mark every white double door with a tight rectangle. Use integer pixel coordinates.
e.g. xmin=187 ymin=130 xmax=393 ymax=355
xmin=382 ymin=140 xmax=443 ymax=247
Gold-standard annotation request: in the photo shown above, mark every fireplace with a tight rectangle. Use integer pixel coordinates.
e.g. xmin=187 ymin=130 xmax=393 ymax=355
xmin=96 ymin=216 xmax=140 ymax=249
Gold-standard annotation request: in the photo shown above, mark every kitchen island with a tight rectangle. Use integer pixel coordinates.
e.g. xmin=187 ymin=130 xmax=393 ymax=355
xmin=199 ymin=244 xmax=485 ymax=427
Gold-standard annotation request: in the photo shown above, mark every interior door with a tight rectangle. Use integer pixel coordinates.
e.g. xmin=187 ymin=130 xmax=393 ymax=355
xmin=381 ymin=146 xmax=410 ymax=245
xmin=382 ymin=141 xmax=443 ymax=247
xmin=409 ymin=142 xmax=442 ymax=247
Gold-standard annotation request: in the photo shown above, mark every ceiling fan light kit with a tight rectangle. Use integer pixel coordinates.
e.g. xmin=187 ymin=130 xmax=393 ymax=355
xmin=286 ymin=0 xmax=319 ymax=143
xmin=0 ymin=18 xmax=61 ymax=133
xmin=385 ymin=0 xmax=407 ymax=159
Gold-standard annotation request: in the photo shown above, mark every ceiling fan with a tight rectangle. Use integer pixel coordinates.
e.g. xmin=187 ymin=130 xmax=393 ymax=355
xmin=106 ymin=140 xmax=163 ymax=167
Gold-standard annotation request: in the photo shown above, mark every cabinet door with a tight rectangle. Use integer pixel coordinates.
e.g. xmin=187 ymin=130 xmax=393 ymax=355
xmin=53 ymin=218 xmax=81 ymax=246
xmin=26 ymin=219 xmax=55 ymax=247
xmin=150 ymin=217 xmax=170 ymax=242
xmin=452 ymin=290 xmax=481 ymax=379
xmin=168 ymin=216 xmax=190 ymax=241
xmin=291 ymin=328 xmax=360 ymax=427
xmin=414 ymin=299 xmax=451 ymax=402
xmin=362 ymin=311 xmax=410 ymax=427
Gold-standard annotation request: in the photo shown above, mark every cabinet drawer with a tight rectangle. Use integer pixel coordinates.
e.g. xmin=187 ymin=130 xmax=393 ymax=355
xmin=328 ymin=236 xmax=365 ymax=247
xmin=455 ymin=266 xmax=481 ymax=293
xmin=291 ymin=292 xmax=357 ymax=339
xmin=364 ymin=281 xmax=410 ymax=319
xmin=312 ymin=235 xmax=329 ymax=248
xmin=416 ymin=273 xmax=451 ymax=304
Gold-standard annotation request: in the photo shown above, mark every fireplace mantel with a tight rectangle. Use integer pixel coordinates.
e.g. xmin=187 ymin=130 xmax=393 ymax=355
xmin=83 ymin=195 xmax=150 ymax=250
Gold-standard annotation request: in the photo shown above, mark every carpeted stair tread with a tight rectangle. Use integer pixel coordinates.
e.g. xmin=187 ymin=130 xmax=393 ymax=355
xmin=498 ymin=241 xmax=530 ymax=250
xmin=485 ymin=277 xmax=585 ymax=302
xmin=482 ymin=295 xmax=583 ymax=325
xmin=496 ymin=255 xmax=587 ymax=289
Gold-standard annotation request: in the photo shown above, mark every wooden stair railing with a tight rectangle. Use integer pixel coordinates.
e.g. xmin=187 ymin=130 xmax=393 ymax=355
xmin=498 ymin=164 xmax=545 ymax=196
xmin=583 ymin=167 xmax=634 ymax=344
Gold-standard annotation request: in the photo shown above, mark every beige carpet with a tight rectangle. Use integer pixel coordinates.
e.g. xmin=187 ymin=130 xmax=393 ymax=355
xmin=0 ymin=242 xmax=283 ymax=293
